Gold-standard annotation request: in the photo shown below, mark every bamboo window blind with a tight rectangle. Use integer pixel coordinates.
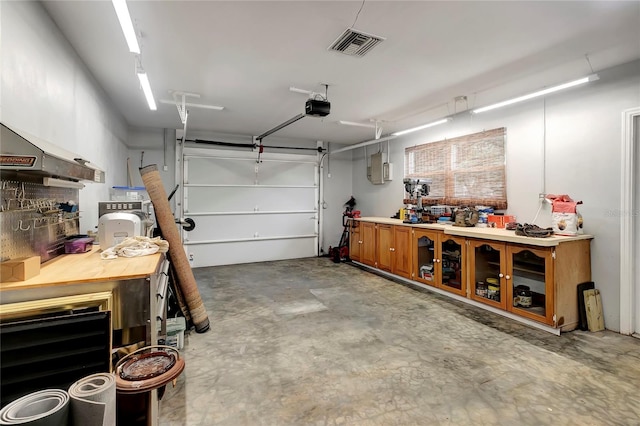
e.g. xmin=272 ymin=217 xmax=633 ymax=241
xmin=404 ymin=127 xmax=507 ymax=209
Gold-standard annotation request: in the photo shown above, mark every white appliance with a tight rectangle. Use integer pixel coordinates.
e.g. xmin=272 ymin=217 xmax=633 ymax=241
xmin=98 ymin=212 xmax=144 ymax=248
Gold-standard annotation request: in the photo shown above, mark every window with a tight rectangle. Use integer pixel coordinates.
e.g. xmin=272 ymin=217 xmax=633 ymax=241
xmin=404 ymin=127 xmax=507 ymax=209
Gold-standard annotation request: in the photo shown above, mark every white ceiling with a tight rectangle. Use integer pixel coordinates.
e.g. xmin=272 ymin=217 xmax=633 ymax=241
xmin=42 ymin=1 xmax=640 ymax=145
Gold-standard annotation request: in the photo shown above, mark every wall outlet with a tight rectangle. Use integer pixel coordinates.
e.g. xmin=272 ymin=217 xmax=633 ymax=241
xmin=163 ymin=165 xmax=169 ymax=171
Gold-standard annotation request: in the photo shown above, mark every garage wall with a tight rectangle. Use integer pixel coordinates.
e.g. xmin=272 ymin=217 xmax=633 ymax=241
xmin=0 ymin=1 xmax=129 ymax=234
xmin=352 ymin=59 xmax=640 ymax=332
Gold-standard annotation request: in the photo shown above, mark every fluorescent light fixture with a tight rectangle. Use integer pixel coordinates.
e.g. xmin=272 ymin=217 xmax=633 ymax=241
xmin=137 ymin=72 xmax=157 ymax=110
xmin=472 ymin=74 xmax=599 ymax=114
xmin=112 ymin=0 xmax=140 ymax=54
xmin=289 ymin=86 xmax=313 ymax=95
xmin=338 ymin=120 xmax=376 ymax=128
xmin=158 ymin=99 xmax=224 ymax=111
xmin=391 ymin=118 xmax=451 ymax=136
xmin=43 ymin=177 xmax=85 ymax=189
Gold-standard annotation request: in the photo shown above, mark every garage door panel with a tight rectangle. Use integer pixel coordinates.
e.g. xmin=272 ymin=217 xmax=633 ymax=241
xmin=186 ymin=238 xmax=316 ymax=267
xmin=186 ymin=158 xmax=255 ymax=185
xmin=181 ymin=148 xmax=318 ymax=267
xmin=185 ymin=214 xmax=316 ymax=241
xmin=257 ymin=161 xmax=316 ymax=186
xmin=185 ymin=187 xmax=316 ymax=213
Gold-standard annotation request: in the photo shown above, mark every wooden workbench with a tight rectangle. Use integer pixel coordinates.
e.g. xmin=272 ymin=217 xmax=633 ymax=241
xmin=0 ymin=246 xmax=162 ymax=291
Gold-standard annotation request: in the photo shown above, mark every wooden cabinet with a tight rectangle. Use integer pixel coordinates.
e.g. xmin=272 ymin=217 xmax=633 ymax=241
xmin=377 ymin=224 xmax=393 ymax=272
xmin=412 ymin=230 xmax=466 ymax=297
xmin=412 ymin=229 xmax=440 ymax=286
xmin=392 ymin=226 xmax=412 ymax=279
xmin=506 ymin=245 xmax=554 ymax=325
xmin=468 ymin=239 xmax=590 ymax=329
xmin=468 ymin=239 xmax=508 ymax=310
xmin=349 ymin=220 xmax=361 ymax=262
xmin=377 ymin=224 xmax=412 ymax=278
xmin=352 ymin=218 xmax=592 ymax=332
xmin=360 ymin=221 xmax=377 ymax=267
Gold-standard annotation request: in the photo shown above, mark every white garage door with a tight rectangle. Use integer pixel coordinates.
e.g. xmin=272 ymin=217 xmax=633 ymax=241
xmin=180 ymin=147 xmax=319 ymax=267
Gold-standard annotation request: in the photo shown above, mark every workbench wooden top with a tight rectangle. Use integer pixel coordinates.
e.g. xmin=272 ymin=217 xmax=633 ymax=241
xmin=354 ymin=217 xmax=593 ymax=247
xmin=0 ymin=246 xmax=163 ymax=291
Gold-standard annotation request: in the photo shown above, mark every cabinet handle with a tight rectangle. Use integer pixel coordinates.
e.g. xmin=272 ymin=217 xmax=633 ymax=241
xmin=389 ymin=247 xmax=395 ymax=251
xmin=505 ymin=275 xmax=511 ymax=280
xmin=498 ymin=273 xmax=504 ymax=278
xmin=435 ymin=259 xmax=441 ymax=263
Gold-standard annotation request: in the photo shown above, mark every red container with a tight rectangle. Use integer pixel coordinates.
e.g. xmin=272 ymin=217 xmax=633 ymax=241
xmin=487 ymin=215 xmax=516 ymax=229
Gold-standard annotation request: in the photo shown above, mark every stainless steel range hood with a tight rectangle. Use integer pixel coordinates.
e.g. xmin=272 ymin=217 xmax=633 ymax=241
xmin=0 ymin=123 xmax=105 ymax=183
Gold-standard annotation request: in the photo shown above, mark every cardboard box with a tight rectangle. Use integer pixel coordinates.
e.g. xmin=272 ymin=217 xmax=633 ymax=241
xmin=0 ymin=256 xmax=41 ymax=282
xmin=487 ymin=214 xmax=516 ymax=229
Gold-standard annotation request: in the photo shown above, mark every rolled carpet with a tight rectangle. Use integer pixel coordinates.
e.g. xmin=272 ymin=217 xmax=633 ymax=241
xmin=68 ymin=373 xmax=116 ymax=426
xmin=0 ymin=389 xmax=69 ymax=425
xmin=140 ymin=164 xmax=210 ymax=333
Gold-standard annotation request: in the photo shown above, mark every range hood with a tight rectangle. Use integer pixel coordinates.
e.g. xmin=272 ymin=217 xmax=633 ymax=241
xmin=0 ymin=123 xmax=105 ymax=183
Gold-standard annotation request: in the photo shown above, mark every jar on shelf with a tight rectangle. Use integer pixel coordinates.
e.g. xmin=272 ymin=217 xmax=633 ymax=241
xmin=476 ymin=281 xmax=488 ymax=297
xmin=486 ymin=277 xmax=500 ymax=300
xmin=514 ymin=285 xmax=532 ymax=307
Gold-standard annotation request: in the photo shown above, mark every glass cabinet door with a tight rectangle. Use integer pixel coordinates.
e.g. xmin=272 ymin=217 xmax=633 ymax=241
xmin=413 ymin=230 xmax=438 ymax=286
xmin=439 ymin=236 xmax=466 ymax=297
xmin=507 ymin=246 xmax=554 ymax=325
xmin=469 ymin=240 xmax=507 ymax=309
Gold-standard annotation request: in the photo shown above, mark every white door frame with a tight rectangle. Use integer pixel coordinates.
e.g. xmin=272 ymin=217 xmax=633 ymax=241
xmin=619 ymin=106 xmax=640 ymax=335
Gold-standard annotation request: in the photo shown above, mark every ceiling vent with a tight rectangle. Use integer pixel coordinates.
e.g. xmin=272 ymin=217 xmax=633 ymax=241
xmin=328 ymin=28 xmax=385 ymax=57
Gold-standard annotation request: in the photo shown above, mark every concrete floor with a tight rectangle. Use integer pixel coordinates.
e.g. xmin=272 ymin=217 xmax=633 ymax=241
xmin=158 ymin=258 xmax=640 ymax=425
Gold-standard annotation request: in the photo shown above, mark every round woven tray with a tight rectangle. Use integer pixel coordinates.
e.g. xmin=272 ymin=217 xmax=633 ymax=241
xmin=115 ymin=346 xmax=185 ymax=394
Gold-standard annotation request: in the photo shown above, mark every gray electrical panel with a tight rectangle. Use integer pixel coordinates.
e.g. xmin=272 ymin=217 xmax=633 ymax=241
xmin=368 ymin=152 xmax=385 ymax=185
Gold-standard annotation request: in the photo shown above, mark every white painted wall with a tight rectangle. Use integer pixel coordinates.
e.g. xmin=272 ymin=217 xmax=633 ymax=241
xmin=1 ymin=1 xmax=129 ymax=234
xmin=321 ymin=146 xmax=354 ymax=256
xmin=352 ymin=60 xmax=640 ymax=332
xmin=127 ymin=127 xmax=176 ymax=194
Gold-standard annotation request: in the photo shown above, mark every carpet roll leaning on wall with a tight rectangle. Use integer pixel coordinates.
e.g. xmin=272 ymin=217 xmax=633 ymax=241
xmin=140 ymin=164 xmax=210 ymax=333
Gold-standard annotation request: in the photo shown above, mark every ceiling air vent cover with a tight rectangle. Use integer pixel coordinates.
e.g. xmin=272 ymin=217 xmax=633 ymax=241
xmin=328 ymin=28 xmax=385 ymax=57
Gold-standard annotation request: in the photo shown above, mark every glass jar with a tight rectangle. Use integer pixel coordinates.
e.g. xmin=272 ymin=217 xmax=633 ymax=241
xmin=514 ymin=285 xmax=532 ymax=307
xmin=476 ymin=281 xmax=487 ymax=297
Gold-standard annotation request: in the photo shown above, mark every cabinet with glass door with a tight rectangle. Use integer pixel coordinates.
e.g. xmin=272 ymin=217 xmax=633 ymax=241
xmin=506 ymin=245 xmax=554 ymax=325
xmin=468 ymin=240 xmax=507 ymax=310
xmin=412 ymin=230 xmax=466 ymax=297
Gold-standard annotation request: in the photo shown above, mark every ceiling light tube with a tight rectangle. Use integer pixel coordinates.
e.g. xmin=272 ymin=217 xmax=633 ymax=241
xmin=112 ymin=0 xmax=140 ymax=54
xmin=472 ymin=74 xmax=599 ymax=114
xmin=391 ymin=118 xmax=451 ymax=136
xmin=337 ymin=120 xmax=376 ymax=128
xmin=43 ymin=177 xmax=85 ymax=189
xmin=289 ymin=87 xmax=313 ymax=95
xmin=137 ymin=72 xmax=157 ymax=110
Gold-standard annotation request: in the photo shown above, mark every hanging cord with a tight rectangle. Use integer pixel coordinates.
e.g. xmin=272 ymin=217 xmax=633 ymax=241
xmin=585 ymin=54 xmax=595 ymax=73
xmin=531 ymin=98 xmax=547 ymax=224
xmin=351 ymin=0 xmax=365 ymax=28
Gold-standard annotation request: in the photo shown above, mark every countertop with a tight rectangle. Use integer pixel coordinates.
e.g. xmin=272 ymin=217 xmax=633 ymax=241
xmin=353 ymin=217 xmax=593 ymax=247
xmin=0 ymin=246 xmax=163 ymax=291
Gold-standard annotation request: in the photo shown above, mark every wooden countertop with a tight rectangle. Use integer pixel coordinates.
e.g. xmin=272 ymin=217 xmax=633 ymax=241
xmin=353 ymin=217 xmax=593 ymax=247
xmin=0 ymin=246 xmax=163 ymax=291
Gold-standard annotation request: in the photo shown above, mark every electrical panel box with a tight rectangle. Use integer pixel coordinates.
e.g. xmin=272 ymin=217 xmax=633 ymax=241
xmin=383 ymin=162 xmax=393 ymax=181
xmin=368 ymin=152 xmax=384 ymax=185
